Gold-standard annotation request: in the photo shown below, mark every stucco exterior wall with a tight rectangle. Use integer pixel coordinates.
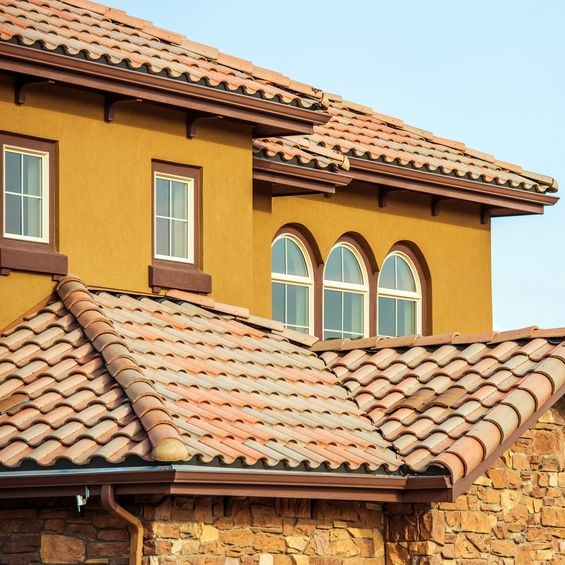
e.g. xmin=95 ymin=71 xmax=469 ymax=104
xmin=0 ymin=75 xmax=492 ymax=336
xmin=253 ymin=181 xmax=493 ymax=335
xmin=0 ymin=75 xmax=253 ymax=329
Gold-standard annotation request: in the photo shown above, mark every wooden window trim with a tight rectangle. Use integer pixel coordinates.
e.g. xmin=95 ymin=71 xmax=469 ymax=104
xmin=0 ymin=132 xmax=67 ymax=277
xmin=149 ymin=160 xmax=211 ymax=294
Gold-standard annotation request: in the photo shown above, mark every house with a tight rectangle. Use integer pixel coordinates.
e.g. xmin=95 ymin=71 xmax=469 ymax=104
xmin=0 ymin=1 xmax=563 ymax=564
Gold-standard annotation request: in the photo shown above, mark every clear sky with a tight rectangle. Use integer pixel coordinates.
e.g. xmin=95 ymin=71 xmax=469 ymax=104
xmin=109 ymin=0 xmax=565 ymax=330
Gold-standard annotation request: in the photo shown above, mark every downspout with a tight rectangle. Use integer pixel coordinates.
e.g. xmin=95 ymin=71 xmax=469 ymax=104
xmin=100 ymin=484 xmax=143 ymax=565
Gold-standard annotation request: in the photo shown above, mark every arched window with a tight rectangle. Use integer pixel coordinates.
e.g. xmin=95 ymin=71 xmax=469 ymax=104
xmin=378 ymin=252 xmax=421 ymax=337
xmin=271 ymin=234 xmax=313 ymax=334
xmin=323 ymin=243 xmax=368 ymax=340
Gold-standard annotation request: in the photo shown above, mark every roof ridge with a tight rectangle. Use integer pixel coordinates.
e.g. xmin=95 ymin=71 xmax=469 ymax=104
xmin=311 ymin=326 xmax=565 ymax=352
xmin=56 ymin=275 xmax=189 ymax=462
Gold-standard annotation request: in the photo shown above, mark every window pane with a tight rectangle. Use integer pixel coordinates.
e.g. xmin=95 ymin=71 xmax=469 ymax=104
xmin=155 ymin=217 xmax=170 ymax=256
xmin=378 ymin=296 xmax=396 ymax=337
xmin=396 ymin=256 xmax=416 ymax=291
xmin=286 ymin=239 xmax=308 ymax=277
xmin=23 ymin=196 xmax=41 ymax=238
xmin=324 ymin=330 xmax=342 ymax=340
xmin=324 ymin=289 xmax=342 ymax=336
xmin=272 ymin=239 xmax=285 ymax=274
xmin=171 ymin=220 xmax=188 ymax=258
xmin=379 ymin=256 xmax=396 ymax=289
xmin=5 ymin=151 xmax=21 ymax=194
xmin=155 ymin=178 xmax=170 ymax=217
xmin=5 ymin=193 xmax=22 ymax=235
xmin=23 ymin=154 xmax=42 ymax=196
xmin=343 ymin=292 xmax=363 ymax=336
xmin=171 ymin=181 xmax=188 ymax=220
xmin=272 ymin=282 xmax=285 ymax=323
xmin=286 ymin=284 xmax=308 ymax=328
xmin=342 ymin=247 xmax=364 ymax=284
xmin=397 ymin=299 xmax=416 ymax=336
xmin=325 ymin=247 xmax=342 ymax=282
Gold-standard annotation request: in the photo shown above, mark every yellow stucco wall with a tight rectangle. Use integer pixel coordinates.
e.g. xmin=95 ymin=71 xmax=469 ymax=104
xmin=0 ymin=75 xmax=492 ymax=335
xmin=253 ymin=183 xmax=493 ymax=335
xmin=0 ymin=76 xmax=253 ymax=329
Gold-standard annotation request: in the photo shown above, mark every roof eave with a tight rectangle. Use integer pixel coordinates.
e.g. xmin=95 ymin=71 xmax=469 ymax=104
xmin=0 ymin=466 xmax=453 ymax=502
xmin=349 ymin=157 xmax=558 ymax=216
xmin=253 ymin=157 xmax=352 ymax=196
xmin=0 ymin=41 xmax=331 ymax=137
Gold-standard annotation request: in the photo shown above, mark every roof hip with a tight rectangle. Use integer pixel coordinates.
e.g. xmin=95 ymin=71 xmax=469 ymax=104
xmin=56 ymin=275 xmax=188 ymax=462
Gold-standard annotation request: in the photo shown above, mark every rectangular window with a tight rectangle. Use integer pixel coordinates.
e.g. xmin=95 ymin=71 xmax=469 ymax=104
xmin=3 ymin=146 xmax=48 ymax=243
xmin=0 ymin=133 xmax=67 ymax=277
xmin=154 ymin=172 xmax=194 ymax=263
xmin=149 ymin=161 xmax=211 ymax=294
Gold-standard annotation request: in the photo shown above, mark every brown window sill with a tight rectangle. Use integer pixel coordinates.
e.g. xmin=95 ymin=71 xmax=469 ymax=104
xmin=149 ymin=260 xmax=211 ymax=294
xmin=0 ymin=241 xmax=68 ymax=276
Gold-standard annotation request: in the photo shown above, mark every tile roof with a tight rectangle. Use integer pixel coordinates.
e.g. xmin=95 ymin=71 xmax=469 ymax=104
xmin=317 ymin=328 xmax=565 ymax=482
xmin=0 ymin=0 xmax=324 ymax=109
xmin=1 ymin=277 xmax=565 ymax=493
xmin=0 ymin=276 xmax=401 ymax=472
xmin=254 ymin=96 xmax=559 ymax=193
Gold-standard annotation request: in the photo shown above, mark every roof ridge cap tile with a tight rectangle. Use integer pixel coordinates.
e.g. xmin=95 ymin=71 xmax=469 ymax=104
xmin=56 ymin=275 xmax=188 ymax=462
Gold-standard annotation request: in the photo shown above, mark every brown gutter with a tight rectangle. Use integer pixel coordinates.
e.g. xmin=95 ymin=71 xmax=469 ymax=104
xmin=0 ymin=466 xmax=452 ymax=503
xmin=253 ymin=157 xmax=352 ymax=195
xmin=0 ymin=42 xmax=330 ymax=137
xmin=349 ymin=157 xmax=558 ymax=216
xmin=101 ymin=485 xmax=143 ymax=565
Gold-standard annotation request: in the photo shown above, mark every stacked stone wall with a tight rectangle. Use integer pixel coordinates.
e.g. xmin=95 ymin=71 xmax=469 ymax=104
xmin=386 ymin=401 xmax=565 ymax=564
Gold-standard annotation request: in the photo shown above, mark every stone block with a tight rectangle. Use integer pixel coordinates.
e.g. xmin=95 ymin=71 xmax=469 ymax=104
xmin=286 ymin=535 xmax=309 ymax=552
xmin=385 ymin=542 xmax=409 ymax=565
xmin=491 ymin=539 xmax=517 ymax=557
xmin=220 ymin=528 xmax=254 ymax=547
xmin=40 ymin=534 xmax=85 ymax=564
xmin=541 ymin=507 xmax=565 ymax=527
xmin=254 ymin=533 xmax=285 ymax=553
xmin=460 ymin=511 xmax=492 ymax=533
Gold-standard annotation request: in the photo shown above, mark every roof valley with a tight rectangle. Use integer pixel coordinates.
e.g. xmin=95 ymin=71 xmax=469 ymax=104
xmin=56 ymin=275 xmax=188 ymax=462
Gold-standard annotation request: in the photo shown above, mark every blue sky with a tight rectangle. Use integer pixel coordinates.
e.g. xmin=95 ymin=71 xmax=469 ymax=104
xmin=110 ymin=0 xmax=565 ymax=330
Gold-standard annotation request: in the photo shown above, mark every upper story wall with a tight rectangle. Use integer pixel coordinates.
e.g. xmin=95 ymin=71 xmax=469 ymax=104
xmin=0 ymin=75 xmax=253 ymax=329
xmin=253 ymin=180 xmax=492 ymax=335
xmin=0 ymin=74 xmax=492 ymax=336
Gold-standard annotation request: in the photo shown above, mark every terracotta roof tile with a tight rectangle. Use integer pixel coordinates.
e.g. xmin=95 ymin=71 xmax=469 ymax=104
xmin=1 ymin=275 xmax=565 ymax=489
xmin=254 ymin=98 xmax=558 ymax=193
xmin=0 ymin=0 xmax=323 ymax=109
xmin=0 ymin=277 xmax=400 ymax=473
xmin=327 ymin=331 xmax=565 ymax=480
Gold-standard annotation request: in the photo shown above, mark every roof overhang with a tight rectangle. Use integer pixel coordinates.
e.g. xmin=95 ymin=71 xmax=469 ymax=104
xmin=253 ymin=157 xmax=352 ymax=196
xmin=349 ymin=157 xmax=558 ymax=216
xmin=0 ymin=41 xmax=331 ymax=137
xmin=0 ymin=465 xmax=453 ymax=503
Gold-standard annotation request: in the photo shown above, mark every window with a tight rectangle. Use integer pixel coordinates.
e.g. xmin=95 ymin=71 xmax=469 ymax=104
xmin=154 ymin=171 xmax=194 ymax=263
xmin=0 ymin=134 xmax=66 ymax=276
xmin=378 ymin=252 xmax=421 ymax=337
xmin=323 ymin=243 xmax=368 ymax=339
xmin=271 ymin=234 xmax=313 ymax=334
xmin=3 ymin=146 xmax=48 ymax=242
xmin=149 ymin=161 xmax=210 ymax=294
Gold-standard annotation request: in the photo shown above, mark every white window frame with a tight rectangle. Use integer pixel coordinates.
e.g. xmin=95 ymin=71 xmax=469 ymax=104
xmin=323 ymin=242 xmax=369 ymax=339
xmin=271 ymin=233 xmax=314 ymax=334
xmin=378 ymin=251 xmax=422 ymax=337
xmin=3 ymin=145 xmax=49 ymax=244
xmin=153 ymin=171 xmax=195 ymax=264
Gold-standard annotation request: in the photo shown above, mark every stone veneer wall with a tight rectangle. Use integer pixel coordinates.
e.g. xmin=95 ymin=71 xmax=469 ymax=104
xmin=0 ymin=402 xmax=562 ymax=565
xmin=386 ymin=400 xmax=565 ymax=565
xmin=0 ymin=496 xmax=385 ymax=564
